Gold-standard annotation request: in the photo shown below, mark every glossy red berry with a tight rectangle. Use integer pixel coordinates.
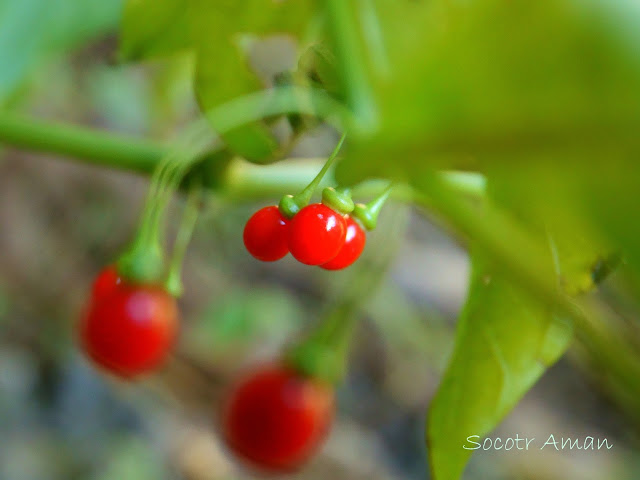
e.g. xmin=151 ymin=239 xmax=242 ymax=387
xmin=288 ymin=203 xmax=347 ymax=265
xmin=222 ymin=364 xmax=334 ymax=472
xmin=80 ymin=283 xmax=178 ymax=378
xmin=243 ymin=206 xmax=290 ymax=262
xmin=320 ymin=216 xmax=366 ymax=270
xmin=91 ymin=265 xmax=122 ymax=301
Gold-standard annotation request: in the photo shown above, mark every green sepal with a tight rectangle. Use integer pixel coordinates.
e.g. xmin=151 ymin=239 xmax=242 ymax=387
xmin=321 ymin=187 xmax=354 ymax=214
xmin=279 ymin=194 xmax=302 ymax=219
xmin=116 ymin=241 xmax=166 ymax=286
xmin=352 ymin=203 xmax=376 ymax=230
xmin=284 ymin=341 xmax=345 ymax=385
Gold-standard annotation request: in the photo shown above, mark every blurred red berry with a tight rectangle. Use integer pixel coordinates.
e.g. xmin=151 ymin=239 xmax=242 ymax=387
xmin=222 ymin=364 xmax=334 ymax=472
xmin=80 ymin=284 xmax=178 ymax=378
xmin=91 ymin=265 xmax=122 ymax=301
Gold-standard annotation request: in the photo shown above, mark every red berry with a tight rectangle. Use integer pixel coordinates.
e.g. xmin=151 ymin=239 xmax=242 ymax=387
xmin=320 ymin=216 xmax=366 ymax=270
xmin=288 ymin=203 xmax=347 ymax=265
xmin=91 ymin=265 xmax=122 ymax=301
xmin=243 ymin=206 xmax=290 ymax=262
xmin=80 ymin=283 xmax=178 ymax=378
xmin=222 ymin=364 xmax=334 ymax=472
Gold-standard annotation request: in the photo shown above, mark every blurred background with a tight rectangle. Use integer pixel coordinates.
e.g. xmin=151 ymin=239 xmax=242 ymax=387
xmin=1 ymin=1 xmax=639 ymax=479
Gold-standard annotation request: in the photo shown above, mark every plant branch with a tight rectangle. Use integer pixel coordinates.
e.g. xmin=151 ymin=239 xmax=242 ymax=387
xmin=0 ymin=112 xmax=166 ymax=173
xmin=0 ymin=112 xmax=484 ymax=203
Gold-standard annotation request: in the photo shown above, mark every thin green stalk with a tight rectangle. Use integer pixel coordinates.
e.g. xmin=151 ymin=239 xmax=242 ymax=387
xmin=165 ymin=181 xmax=202 ymax=297
xmin=295 ymin=133 xmax=346 ymax=205
xmin=279 ymin=133 xmax=347 ymax=217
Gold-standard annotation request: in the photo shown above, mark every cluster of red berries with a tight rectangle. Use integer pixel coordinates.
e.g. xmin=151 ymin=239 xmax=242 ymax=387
xmin=243 ymin=202 xmax=366 ymax=270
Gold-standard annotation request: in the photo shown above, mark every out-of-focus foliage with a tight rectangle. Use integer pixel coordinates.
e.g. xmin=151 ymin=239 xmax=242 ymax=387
xmin=119 ymin=0 xmax=190 ymax=60
xmin=96 ymin=437 xmax=169 ymax=480
xmin=186 ymin=286 xmax=301 ymax=360
xmin=121 ymin=0 xmax=317 ymax=162
xmin=334 ymin=0 xmax=640 ymax=181
xmin=0 ymin=0 xmax=121 ymax=103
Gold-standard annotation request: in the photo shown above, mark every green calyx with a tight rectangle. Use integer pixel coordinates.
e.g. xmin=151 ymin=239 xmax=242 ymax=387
xmin=116 ymin=133 xmax=207 ymax=288
xmin=116 ymin=240 xmax=166 ymax=285
xmin=285 ymin=342 xmax=346 ymax=385
xmin=352 ymin=203 xmax=377 ymax=230
xmin=284 ymin=307 xmax=357 ymax=385
xmin=279 ymin=194 xmax=303 ymax=219
xmin=278 ymin=133 xmax=347 ymax=219
xmin=322 ymin=187 xmax=354 ymax=214
xmin=351 ymin=183 xmax=394 ymax=231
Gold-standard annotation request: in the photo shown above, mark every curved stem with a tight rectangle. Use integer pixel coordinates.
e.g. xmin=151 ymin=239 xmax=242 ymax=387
xmin=279 ymin=133 xmax=347 ymax=217
xmin=165 ymin=181 xmax=202 ymax=297
xmin=295 ymin=133 xmax=346 ymax=205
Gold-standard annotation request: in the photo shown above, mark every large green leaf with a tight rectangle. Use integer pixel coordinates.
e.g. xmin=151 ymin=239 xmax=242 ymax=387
xmin=0 ymin=0 xmax=121 ymax=103
xmin=119 ymin=0 xmax=191 ymax=60
xmin=335 ymin=0 xmax=640 ymax=184
xmin=427 ymin=252 xmax=573 ymax=480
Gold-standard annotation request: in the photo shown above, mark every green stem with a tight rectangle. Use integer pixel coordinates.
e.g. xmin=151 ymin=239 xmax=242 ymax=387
xmin=0 ymin=85 xmax=351 ymax=173
xmin=286 ymin=303 xmax=358 ymax=384
xmin=0 ymin=112 xmax=165 ymax=173
xmin=279 ymin=133 xmax=346 ymax=217
xmin=0 ymin=112 xmax=485 ymax=204
xmin=286 ymin=204 xmax=410 ymax=384
xmin=165 ymin=181 xmax=202 ymax=297
xmin=298 ymin=133 xmax=346 ymax=203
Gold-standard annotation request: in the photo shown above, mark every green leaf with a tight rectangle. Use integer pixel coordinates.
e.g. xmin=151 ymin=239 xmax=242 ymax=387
xmin=0 ymin=0 xmax=121 ymax=103
xmin=188 ymin=0 xmax=316 ymax=162
xmin=119 ymin=0 xmax=318 ymax=161
xmin=427 ymin=252 xmax=572 ymax=480
xmin=335 ymin=0 xmax=640 ymax=184
xmin=119 ymin=0 xmax=191 ymax=61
